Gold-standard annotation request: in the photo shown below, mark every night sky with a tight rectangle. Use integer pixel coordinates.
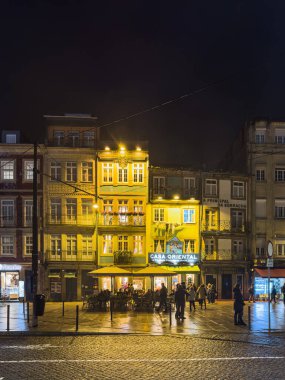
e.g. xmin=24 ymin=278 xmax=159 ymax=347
xmin=2 ymin=1 xmax=285 ymax=168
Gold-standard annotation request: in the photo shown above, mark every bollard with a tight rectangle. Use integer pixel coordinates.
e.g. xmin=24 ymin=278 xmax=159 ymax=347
xmin=62 ymin=301 xmax=65 ymax=317
xmin=7 ymin=305 xmax=10 ymax=331
xmin=27 ymin=302 xmax=30 ymax=323
xmin=110 ymin=300 xmax=113 ymax=321
xmin=75 ymin=305 xmax=79 ymax=332
xmin=169 ymin=302 xmax=172 ymax=326
xmin=248 ymin=305 xmax=251 ymax=330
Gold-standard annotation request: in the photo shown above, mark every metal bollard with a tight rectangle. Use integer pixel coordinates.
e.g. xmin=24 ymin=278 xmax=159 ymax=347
xmin=75 ymin=305 xmax=79 ymax=332
xmin=62 ymin=301 xmax=65 ymax=317
xmin=248 ymin=305 xmax=251 ymax=330
xmin=110 ymin=300 xmax=113 ymax=321
xmin=169 ymin=302 xmax=172 ymax=326
xmin=7 ymin=305 xmax=10 ymax=331
xmin=27 ymin=302 xmax=30 ymax=323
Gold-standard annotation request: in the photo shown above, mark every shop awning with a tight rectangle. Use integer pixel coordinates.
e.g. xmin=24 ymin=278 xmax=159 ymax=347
xmin=161 ymin=265 xmax=200 ymax=273
xmin=255 ymin=268 xmax=285 ymax=278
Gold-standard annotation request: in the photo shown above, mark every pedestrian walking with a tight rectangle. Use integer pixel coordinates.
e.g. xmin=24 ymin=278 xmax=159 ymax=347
xmin=197 ymin=284 xmax=207 ymax=310
xmin=175 ymin=284 xmax=186 ymax=319
xmin=281 ymin=283 xmax=285 ymax=305
xmin=270 ymin=284 xmax=277 ymax=303
xmin=188 ymin=284 xmax=196 ymax=311
xmin=248 ymin=284 xmax=255 ymax=303
xmin=159 ymin=283 xmax=168 ymax=312
xmin=206 ymin=283 xmax=212 ymax=304
xmin=233 ymin=283 xmax=246 ymax=326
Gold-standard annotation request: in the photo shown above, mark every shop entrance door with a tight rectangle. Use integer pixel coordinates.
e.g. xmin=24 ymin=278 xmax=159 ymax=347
xmin=65 ymin=278 xmax=77 ymax=301
xmin=221 ymin=274 xmax=232 ymax=299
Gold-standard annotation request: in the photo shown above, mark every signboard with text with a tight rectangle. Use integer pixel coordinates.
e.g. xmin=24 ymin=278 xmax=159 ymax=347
xmin=148 ymin=252 xmax=199 ymax=266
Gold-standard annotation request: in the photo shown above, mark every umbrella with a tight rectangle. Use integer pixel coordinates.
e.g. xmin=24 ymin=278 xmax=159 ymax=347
xmin=89 ymin=266 xmax=132 ymax=291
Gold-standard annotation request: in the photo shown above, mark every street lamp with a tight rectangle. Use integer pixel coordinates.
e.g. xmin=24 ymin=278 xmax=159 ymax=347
xmin=93 ymin=203 xmax=99 ymax=266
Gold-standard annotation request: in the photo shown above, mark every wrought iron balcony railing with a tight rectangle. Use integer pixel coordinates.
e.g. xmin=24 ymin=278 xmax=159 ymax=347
xmin=202 ymin=220 xmax=246 ymax=233
xmin=201 ymin=249 xmax=246 ymax=261
xmin=45 ymin=214 xmax=95 ymax=226
xmin=98 ymin=214 xmax=145 ymax=227
xmin=45 ymin=250 xmax=95 ymax=261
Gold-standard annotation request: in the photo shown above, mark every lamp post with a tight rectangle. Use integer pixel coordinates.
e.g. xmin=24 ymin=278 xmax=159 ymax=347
xmin=93 ymin=203 xmax=99 ymax=266
xmin=32 ymin=142 xmax=38 ymax=327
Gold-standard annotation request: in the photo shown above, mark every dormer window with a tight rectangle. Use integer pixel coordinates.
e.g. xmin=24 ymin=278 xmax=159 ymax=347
xmin=5 ymin=134 xmax=16 ymax=144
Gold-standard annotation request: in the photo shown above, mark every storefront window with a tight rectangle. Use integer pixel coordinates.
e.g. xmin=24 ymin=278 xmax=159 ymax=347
xmin=133 ymin=278 xmax=144 ymax=290
xmin=102 ymin=277 xmax=111 ymax=291
xmin=172 ymin=275 xmax=182 ymax=291
xmin=154 ymin=277 xmax=167 ymax=290
xmin=1 ymin=272 xmax=19 ymax=299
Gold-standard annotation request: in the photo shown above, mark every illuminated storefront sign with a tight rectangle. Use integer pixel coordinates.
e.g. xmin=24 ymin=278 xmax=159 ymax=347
xmin=0 ymin=264 xmax=21 ymax=271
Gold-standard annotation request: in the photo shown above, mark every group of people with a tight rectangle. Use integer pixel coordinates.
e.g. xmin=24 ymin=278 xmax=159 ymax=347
xmin=158 ymin=282 xmax=216 ymax=320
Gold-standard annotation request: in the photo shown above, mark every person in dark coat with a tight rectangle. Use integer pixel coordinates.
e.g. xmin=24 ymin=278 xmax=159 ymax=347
xmin=159 ymin=283 xmax=168 ymax=312
xmin=233 ymin=283 xmax=246 ymax=326
xmin=175 ymin=284 xmax=186 ymax=319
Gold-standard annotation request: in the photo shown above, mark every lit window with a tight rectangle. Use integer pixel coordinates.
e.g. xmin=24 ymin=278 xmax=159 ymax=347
xmin=133 ymin=163 xmax=143 ymax=183
xmin=50 ymin=235 xmax=61 ymax=257
xmin=24 ymin=199 xmax=33 ymax=226
xmin=103 ymin=235 xmax=113 ymax=254
xmin=50 ymin=198 xmax=61 ymax=223
xmin=66 ymin=162 xmax=77 ymax=182
xmin=24 ymin=235 xmax=33 ymax=256
xmin=1 ymin=236 xmax=14 ymax=256
xmin=66 ymin=235 xmax=77 ymax=255
xmin=82 ymin=162 xmax=93 ymax=182
xmin=154 ymin=239 xmax=165 ymax=252
xmin=184 ymin=239 xmax=195 ymax=253
xmin=66 ymin=199 xmax=77 ymax=221
xmin=103 ymin=163 xmax=113 ymax=183
xmin=82 ymin=199 xmax=93 ymax=218
xmin=133 ymin=236 xmax=143 ymax=254
xmin=154 ymin=208 xmax=164 ymax=222
xmin=103 ymin=200 xmax=113 ymax=225
xmin=276 ymin=241 xmax=285 ymax=256
xmin=118 ymin=200 xmax=128 ymax=225
xmin=183 ymin=209 xmax=195 ymax=223
xmin=1 ymin=161 xmax=15 ymax=181
xmin=205 ymin=179 xmax=217 ymax=196
xmin=205 ymin=239 xmax=215 ymax=255
xmin=118 ymin=235 xmax=128 ymax=251
xmin=82 ymin=235 xmax=93 ymax=256
xmin=134 ymin=200 xmax=144 ymax=225
xmin=118 ymin=166 xmax=128 ymax=183
xmin=5 ymin=134 xmax=16 ymax=144
xmin=233 ymin=181 xmax=245 ymax=198
xmin=24 ymin=161 xmax=34 ymax=181
xmin=1 ymin=200 xmax=14 ymax=226
xmin=50 ymin=162 xmax=61 ymax=181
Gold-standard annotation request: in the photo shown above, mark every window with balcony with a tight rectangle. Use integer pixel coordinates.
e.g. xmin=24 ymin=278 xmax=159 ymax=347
xmin=153 ymin=177 xmax=165 ymax=196
xmin=50 ymin=198 xmax=61 ymax=223
xmin=50 ymin=235 xmax=61 ymax=257
xmin=23 ymin=235 xmax=33 ymax=256
xmin=82 ymin=235 xmax=93 ymax=256
xmin=184 ymin=239 xmax=195 ymax=253
xmin=103 ymin=163 xmax=113 ymax=183
xmin=154 ymin=239 xmax=165 ymax=252
xmin=118 ymin=166 xmax=128 ymax=183
xmin=53 ymin=131 xmax=64 ymax=146
xmin=66 ymin=162 xmax=77 ymax=182
xmin=66 ymin=199 xmax=77 ymax=222
xmin=83 ymin=131 xmax=95 ymax=147
xmin=24 ymin=160 xmax=34 ymax=181
xmin=204 ymin=209 xmax=216 ymax=230
xmin=256 ymin=168 xmax=265 ymax=181
xmin=275 ymin=168 xmax=285 ymax=182
xmin=205 ymin=179 xmax=217 ymax=196
xmin=1 ymin=236 xmax=14 ymax=256
xmin=275 ymin=200 xmax=285 ymax=218
xmin=66 ymin=234 xmax=77 ymax=255
xmin=81 ymin=162 xmax=93 ymax=182
xmin=50 ymin=162 xmax=61 ymax=181
xmin=154 ymin=208 xmax=164 ymax=222
xmin=0 ymin=160 xmax=15 ymax=181
xmin=134 ymin=200 xmax=143 ymax=225
xmin=183 ymin=209 xmax=195 ymax=223
xmin=24 ymin=199 xmax=33 ymax=226
xmin=256 ymin=238 xmax=265 ymax=257
xmin=133 ymin=235 xmax=143 ymax=254
xmin=231 ymin=210 xmax=245 ymax=231
xmin=233 ymin=240 xmax=243 ymax=255
xmin=118 ymin=235 xmax=128 ymax=251
xmin=82 ymin=199 xmax=93 ymax=221
xmin=276 ymin=241 xmax=285 ymax=256
xmin=68 ymin=131 xmax=80 ymax=146
xmin=183 ymin=177 xmax=195 ymax=197
xmin=205 ymin=239 xmax=215 ymax=255
xmin=232 ymin=181 xmax=245 ymax=198
xmin=103 ymin=235 xmax=113 ymax=254
xmin=133 ymin=163 xmax=143 ymax=183
xmin=1 ymin=200 xmax=14 ymax=226
xmin=103 ymin=200 xmax=113 ymax=225
xmin=118 ymin=200 xmax=128 ymax=225
xmin=255 ymin=131 xmax=265 ymax=144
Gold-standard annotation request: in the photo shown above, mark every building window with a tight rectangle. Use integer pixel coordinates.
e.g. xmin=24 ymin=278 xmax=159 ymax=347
xmin=233 ymin=240 xmax=243 ymax=255
xmin=205 ymin=209 xmax=216 ymax=229
xmin=1 ymin=236 xmax=14 ymax=256
xmin=66 ymin=162 xmax=77 ymax=182
xmin=66 ymin=235 xmax=77 ymax=255
xmin=82 ymin=235 xmax=93 ymax=256
xmin=118 ymin=166 xmax=128 ymax=183
xmin=256 ymin=238 xmax=265 ymax=257
xmin=50 ymin=162 xmax=61 ymax=181
xmin=103 ymin=200 xmax=113 ymax=225
xmin=118 ymin=200 xmax=128 ymax=225
xmin=231 ymin=210 xmax=245 ymax=231
xmin=205 ymin=179 xmax=217 ymax=196
xmin=205 ymin=239 xmax=215 ymax=255
xmin=103 ymin=163 xmax=113 ymax=183
xmin=81 ymin=162 xmax=93 ymax=182
xmin=275 ymin=129 xmax=285 ymax=144
xmin=1 ymin=200 xmax=14 ymax=225
xmin=83 ymin=131 xmax=95 ymax=147
xmin=183 ymin=177 xmax=195 ymax=197
xmin=54 ymin=131 xmax=64 ymax=146
xmin=133 ymin=236 xmax=143 ymax=254
xmin=134 ymin=200 xmax=143 ymax=225
xmin=1 ymin=160 xmax=15 ymax=181
xmin=103 ymin=235 xmax=113 ymax=254
xmin=183 ymin=209 xmax=195 ymax=223
xmin=256 ymin=168 xmax=265 ymax=181
xmin=256 ymin=199 xmax=266 ymax=218
xmin=66 ymin=199 xmax=77 ymax=221
xmin=24 ymin=160 xmax=34 ymax=181
xmin=133 ymin=163 xmax=143 ymax=183
xmin=5 ymin=134 xmax=16 ymax=144
xmin=68 ymin=131 xmax=80 ymax=147
xmin=24 ymin=235 xmax=33 ymax=256
xmin=255 ymin=131 xmax=265 ymax=144
xmin=50 ymin=198 xmax=61 ymax=223
xmin=232 ymin=181 xmax=245 ymax=198
xmin=276 ymin=241 xmax=285 ymax=256
xmin=51 ymin=235 xmax=61 ymax=256
xmin=154 ymin=208 xmax=164 ymax=222
xmin=118 ymin=235 xmax=128 ymax=251
xmin=154 ymin=239 xmax=165 ymax=252
xmin=153 ymin=177 xmax=165 ymax=196
xmin=82 ymin=199 xmax=93 ymax=219
xmin=24 ymin=199 xmax=33 ymax=226
xmin=275 ymin=168 xmax=285 ymax=182
xmin=275 ymin=200 xmax=285 ymax=218
xmin=184 ymin=239 xmax=195 ymax=253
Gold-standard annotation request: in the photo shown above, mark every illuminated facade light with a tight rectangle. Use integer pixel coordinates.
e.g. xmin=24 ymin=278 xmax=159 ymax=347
xmin=136 ymin=146 xmax=141 ymax=151
xmin=105 ymin=146 xmax=110 ymax=151
xmin=119 ymin=145 xmax=126 ymax=152
xmin=173 ymin=195 xmax=180 ymax=200
xmin=93 ymin=203 xmax=99 ymax=209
